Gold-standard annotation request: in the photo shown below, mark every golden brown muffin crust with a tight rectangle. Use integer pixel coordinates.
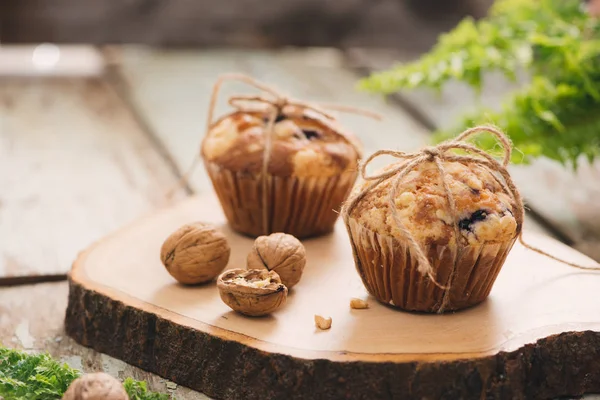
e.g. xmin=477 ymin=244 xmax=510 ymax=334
xmin=201 ymin=110 xmax=361 ymax=177
xmin=349 ymin=161 xmax=519 ymax=246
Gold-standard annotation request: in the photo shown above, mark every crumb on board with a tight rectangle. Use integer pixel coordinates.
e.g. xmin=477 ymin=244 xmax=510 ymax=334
xmin=314 ymin=315 xmax=332 ymax=330
xmin=350 ymin=298 xmax=369 ymax=309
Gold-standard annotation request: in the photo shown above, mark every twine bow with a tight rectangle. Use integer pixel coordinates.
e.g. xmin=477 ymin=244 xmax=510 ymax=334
xmin=174 ymin=73 xmax=381 ymax=234
xmin=342 ymin=125 xmax=600 ymax=292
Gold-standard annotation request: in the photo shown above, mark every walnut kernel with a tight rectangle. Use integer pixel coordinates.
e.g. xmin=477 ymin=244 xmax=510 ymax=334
xmin=62 ymin=372 xmax=128 ymax=400
xmin=350 ymin=298 xmax=369 ymax=309
xmin=314 ymin=315 xmax=332 ymax=330
xmin=160 ymin=222 xmax=230 ymax=284
xmin=217 ymin=269 xmax=288 ymax=316
xmin=247 ymin=232 xmax=306 ymax=288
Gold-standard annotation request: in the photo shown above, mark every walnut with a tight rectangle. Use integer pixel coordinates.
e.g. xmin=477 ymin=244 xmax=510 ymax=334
xmin=314 ymin=315 xmax=332 ymax=330
xmin=62 ymin=372 xmax=128 ymax=400
xmin=160 ymin=222 xmax=230 ymax=285
xmin=589 ymin=0 xmax=600 ymax=17
xmin=247 ymin=232 xmax=306 ymax=288
xmin=217 ymin=268 xmax=287 ymax=316
xmin=350 ymin=298 xmax=369 ymax=309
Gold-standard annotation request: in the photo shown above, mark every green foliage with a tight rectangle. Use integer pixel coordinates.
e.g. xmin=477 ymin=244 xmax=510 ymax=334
xmin=0 ymin=347 xmax=170 ymax=400
xmin=0 ymin=347 xmax=80 ymax=399
xmin=124 ymin=378 xmax=170 ymax=400
xmin=359 ymin=0 xmax=600 ymax=166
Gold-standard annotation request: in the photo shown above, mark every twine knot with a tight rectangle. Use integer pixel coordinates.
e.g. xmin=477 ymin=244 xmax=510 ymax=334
xmin=423 ymin=147 xmax=441 ymax=160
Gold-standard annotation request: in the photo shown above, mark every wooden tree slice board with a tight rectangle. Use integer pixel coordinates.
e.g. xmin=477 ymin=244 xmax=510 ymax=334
xmin=65 ymin=194 xmax=600 ymax=400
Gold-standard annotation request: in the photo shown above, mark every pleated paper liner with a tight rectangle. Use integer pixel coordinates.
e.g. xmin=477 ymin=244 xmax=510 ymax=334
xmin=205 ymin=161 xmax=357 ymax=239
xmin=346 ymin=217 xmax=518 ymax=313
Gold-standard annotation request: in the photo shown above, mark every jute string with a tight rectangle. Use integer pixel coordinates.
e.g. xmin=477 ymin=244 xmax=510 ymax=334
xmin=342 ymin=125 xmax=600 ymax=295
xmin=171 ymin=73 xmax=381 ymax=234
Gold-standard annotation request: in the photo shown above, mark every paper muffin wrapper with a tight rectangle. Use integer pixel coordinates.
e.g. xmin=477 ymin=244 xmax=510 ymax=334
xmin=346 ymin=217 xmax=518 ymax=313
xmin=205 ymin=161 xmax=357 ymax=239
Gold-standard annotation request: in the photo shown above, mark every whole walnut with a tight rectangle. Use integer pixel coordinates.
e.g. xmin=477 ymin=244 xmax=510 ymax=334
xmin=62 ymin=372 xmax=128 ymax=400
xmin=160 ymin=222 xmax=230 ymax=284
xmin=247 ymin=233 xmax=306 ymax=288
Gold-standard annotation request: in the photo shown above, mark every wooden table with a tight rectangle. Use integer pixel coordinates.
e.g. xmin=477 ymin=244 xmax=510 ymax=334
xmin=1 ymin=44 xmax=599 ymax=398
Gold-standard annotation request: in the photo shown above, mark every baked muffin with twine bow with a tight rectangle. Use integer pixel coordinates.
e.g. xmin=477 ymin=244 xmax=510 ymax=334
xmin=342 ymin=125 xmax=600 ymax=313
xmin=200 ymin=74 xmax=380 ymax=239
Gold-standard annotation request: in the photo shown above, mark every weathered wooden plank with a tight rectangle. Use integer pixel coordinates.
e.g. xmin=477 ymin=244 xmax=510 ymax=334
xmin=0 ymin=0 xmax=492 ymax=48
xmin=0 ymin=281 xmax=209 ymax=399
xmin=0 ymin=76 xmax=185 ymax=282
xmin=345 ymin=49 xmax=600 ymax=256
xmin=113 ymin=47 xmax=550 ymax=236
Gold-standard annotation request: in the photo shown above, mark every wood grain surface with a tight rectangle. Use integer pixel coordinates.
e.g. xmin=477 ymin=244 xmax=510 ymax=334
xmin=65 ymin=194 xmax=600 ymax=399
xmin=0 ymin=281 xmax=208 ymax=399
xmin=0 ymin=76 xmax=184 ymax=282
xmin=345 ymin=49 xmax=600 ymax=259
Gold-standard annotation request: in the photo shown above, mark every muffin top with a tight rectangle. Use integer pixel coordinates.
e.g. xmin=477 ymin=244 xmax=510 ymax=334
xmin=349 ymin=161 xmax=519 ymax=246
xmin=201 ymin=109 xmax=361 ymax=178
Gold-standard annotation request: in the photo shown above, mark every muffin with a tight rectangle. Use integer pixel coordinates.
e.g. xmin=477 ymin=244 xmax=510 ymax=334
xmin=202 ymin=107 xmax=361 ymax=238
xmin=344 ymin=160 xmax=520 ymax=313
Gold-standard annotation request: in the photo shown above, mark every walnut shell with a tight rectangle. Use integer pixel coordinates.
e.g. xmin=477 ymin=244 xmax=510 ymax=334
xmin=247 ymin=232 xmax=306 ymax=288
xmin=62 ymin=372 xmax=128 ymax=400
xmin=217 ymin=268 xmax=288 ymax=316
xmin=160 ymin=222 xmax=230 ymax=285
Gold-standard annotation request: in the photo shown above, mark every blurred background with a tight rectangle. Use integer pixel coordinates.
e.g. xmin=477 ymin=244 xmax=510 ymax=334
xmin=2 ymin=1 xmax=600 ymax=397
xmin=1 ymin=0 xmax=492 ymax=49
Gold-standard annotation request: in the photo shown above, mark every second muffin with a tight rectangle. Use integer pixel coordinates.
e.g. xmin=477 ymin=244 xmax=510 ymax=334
xmin=345 ymin=160 xmax=520 ymax=313
xmin=202 ymin=107 xmax=361 ymax=239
